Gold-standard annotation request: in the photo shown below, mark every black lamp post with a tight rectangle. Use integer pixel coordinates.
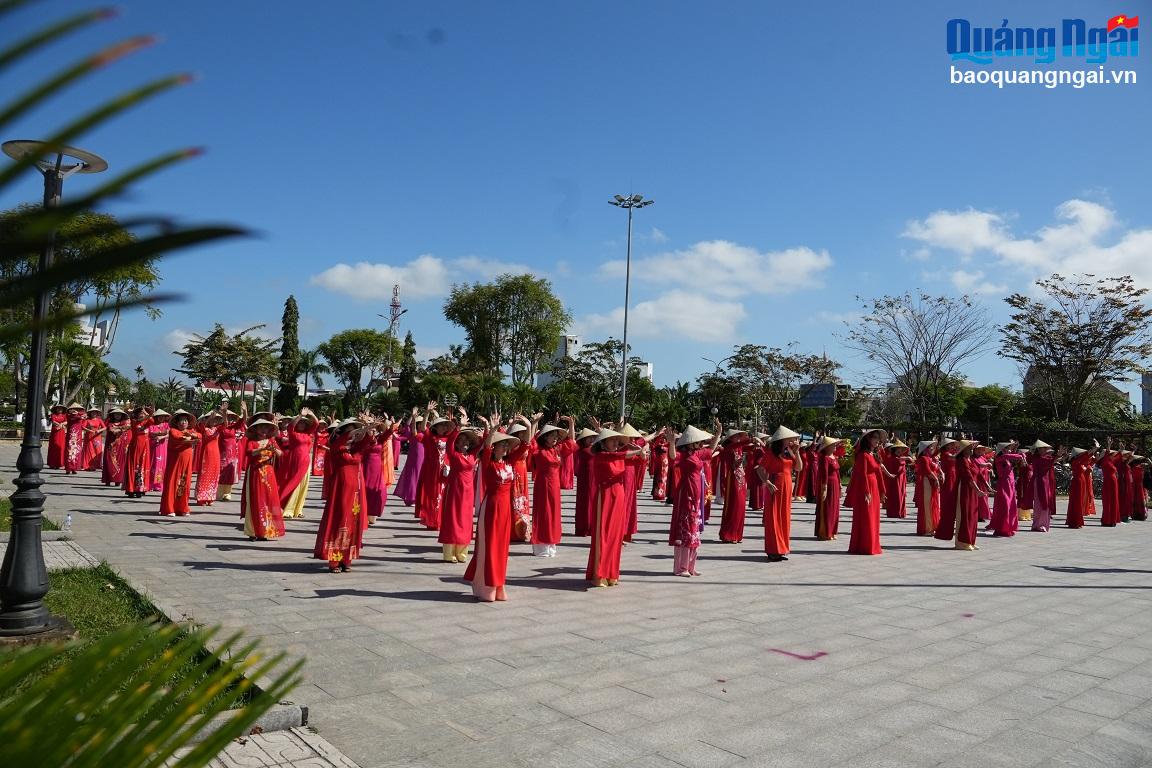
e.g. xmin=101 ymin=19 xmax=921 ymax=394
xmin=608 ymin=193 xmax=653 ymax=423
xmin=980 ymin=404 xmax=995 ymax=444
xmin=0 ymin=140 xmax=107 ymax=639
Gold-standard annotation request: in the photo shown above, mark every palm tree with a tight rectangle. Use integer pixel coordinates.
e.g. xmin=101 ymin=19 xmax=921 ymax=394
xmin=298 ymin=347 xmax=330 ymax=401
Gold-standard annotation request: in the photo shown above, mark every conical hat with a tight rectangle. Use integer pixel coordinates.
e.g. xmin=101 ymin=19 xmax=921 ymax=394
xmin=1070 ymin=447 xmax=1088 ymax=457
xmin=66 ymin=402 xmax=84 ymax=411
xmin=537 ymin=424 xmax=565 ymax=439
xmin=428 ymin=417 xmax=452 ymax=428
xmin=676 ymin=425 xmax=713 ymax=447
xmin=722 ymin=428 xmax=748 ymax=442
xmin=490 ymin=432 xmax=520 ymax=446
xmin=917 ymin=440 xmax=936 ymax=455
xmin=769 ymin=426 xmax=800 ymax=443
xmin=576 ymin=427 xmax=598 ymax=441
xmin=171 ymin=409 xmax=197 ymax=425
xmin=859 ymin=427 xmax=888 ymax=444
xmin=247 ymin=418 xmax=277 ymax=430
xmin=956 ymin=440 xmax=979 ymax=455
xmin=251 ymin=411 xmax=275 ymax=421
xmin=618 ymin=423 xmax=642 ymax=438
xmin=593 ymin=428 xmax=624 ymax=446
xmin=153 ymin=409 xmax=170 ymax=418
xmin=107 ymin=407 xmax=126 ymax=416
xmin=938 ymin=436 xmax=956 ymax=448
xmin=994 ymin=441 xmax=1011 ymax=452
xmin=755 ymin=432 xmax=769 ymax=440
xmin=1031 ymin=440 xmax=1052 ymax=451
xmin=888 ymin=438 xmax=909 ymax=450
xmin=337 ymin=417 xmax=364 ymax=429
xmin=508 ymin=423 xmax=527 ymax=435
xmin=819 ymin=435 xmax=841 ymax=451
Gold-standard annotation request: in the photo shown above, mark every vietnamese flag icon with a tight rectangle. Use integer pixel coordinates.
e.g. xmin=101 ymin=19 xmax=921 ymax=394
xmin=1107 ymin=15 xmax=1139 ymax=32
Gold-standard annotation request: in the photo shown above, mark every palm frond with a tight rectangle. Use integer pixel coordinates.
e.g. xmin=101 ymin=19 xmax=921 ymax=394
xmin=0 ymin=4 xmax=111 ymax=71
xmin=0 ymin=73 xmax=190 ymax=190
xmin=0 ymin=621 xmax=303 ymax=768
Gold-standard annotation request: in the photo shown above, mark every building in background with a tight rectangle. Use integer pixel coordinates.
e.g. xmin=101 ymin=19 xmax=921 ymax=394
xmin=535 ymin=335 xmax=581 ymax=389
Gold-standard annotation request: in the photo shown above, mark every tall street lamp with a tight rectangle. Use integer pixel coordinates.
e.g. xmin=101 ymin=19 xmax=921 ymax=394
xmin=980 ymin=404 xmax=995 ymax=444
xmin=609 ymin=193 xmax=653 ymax=423
xmin=1 ymin=140 xmax=107 ymax=640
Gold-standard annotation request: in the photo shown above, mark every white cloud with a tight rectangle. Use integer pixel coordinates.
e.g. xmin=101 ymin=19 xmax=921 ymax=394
xmin=310 ymin=254 xmax=542 ymax=302
xmin=310 ymin=254 xmax=449 ymax=300
xmin=416 ymin=344 xmax=449 ymax=362
xmin=903 ymin=199 xmax=1152 ymax=287
xmin=902 ymin=209 xmax=1007 ymax=256
xmin=162 ymin=328 xmax=197 ymax=353
xmin=451 ymin=255 xmax=539 ymax=280
xmin=647 ymin=227 xmax=669 ymax=243
xmin=812 ymin=310 xmax=860 ymax=326
xmin=575 ymin=290 xmax=746 ymax=343
xmin=948 ymin=269 xmax=1006 ymax=296
xmin=600 ymin=240 xmax=832 ymax=298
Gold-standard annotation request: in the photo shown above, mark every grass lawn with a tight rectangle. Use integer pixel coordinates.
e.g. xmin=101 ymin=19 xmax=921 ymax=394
xmin=0 ymin=496 xmax=62 ymax=532
xmin=3 ymin=562 xmax=254 ymax=710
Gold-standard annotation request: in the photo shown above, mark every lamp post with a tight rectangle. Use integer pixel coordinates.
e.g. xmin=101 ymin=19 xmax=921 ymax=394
xmin=980 ymin=404 xmax=995 ymax=444
xmin=609 ymin=193 xmax=653 ymax=423
xmin=1 ymin=140 xmax=107 ymax=639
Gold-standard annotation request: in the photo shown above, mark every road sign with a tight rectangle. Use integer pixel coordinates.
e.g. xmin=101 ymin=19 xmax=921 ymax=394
xmin=799 ymin=382 xmax=837 ymax=409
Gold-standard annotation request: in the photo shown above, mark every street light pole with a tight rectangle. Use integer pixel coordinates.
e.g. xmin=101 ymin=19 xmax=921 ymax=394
xmin=980 ymin=404 xmax=995 ymax=444
xmin=609 ymin=194 xmax=653 ymax=423
xmin=1 ymin=141 xmax=107 ymax=639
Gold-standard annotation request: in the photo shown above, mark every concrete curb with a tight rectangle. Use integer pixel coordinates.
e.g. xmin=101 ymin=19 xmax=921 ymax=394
xmin=0 ymin=531 xmax=74 ymax=543
xmin=185 ymin=702 xmax=310 ymax=744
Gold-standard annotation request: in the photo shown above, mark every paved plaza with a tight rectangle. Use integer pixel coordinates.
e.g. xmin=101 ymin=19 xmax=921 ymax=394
xmin=4 ymin=442 xmax=1152 ymax=768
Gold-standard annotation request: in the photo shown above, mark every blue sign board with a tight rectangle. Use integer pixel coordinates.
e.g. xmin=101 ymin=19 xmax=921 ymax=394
xmin=799 ymin=383 xmax=837 ymax=409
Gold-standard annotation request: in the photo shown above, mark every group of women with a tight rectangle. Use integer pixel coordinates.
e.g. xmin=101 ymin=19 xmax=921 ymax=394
xmin=48 ymin=399 xmax=1151 ymax=603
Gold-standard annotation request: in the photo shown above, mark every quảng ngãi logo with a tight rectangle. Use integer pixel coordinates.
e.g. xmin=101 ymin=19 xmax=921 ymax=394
xmin=947 ymin=15 xmax=1139 ymax=64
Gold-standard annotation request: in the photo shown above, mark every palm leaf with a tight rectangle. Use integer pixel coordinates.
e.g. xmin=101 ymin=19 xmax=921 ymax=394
xmin=0 ymin=4 xmax=110 ymax=71
xmin=0 ymin=621 xmax=303 ymax=768
xmin=0 ymin=73 xmax=189 ymax=190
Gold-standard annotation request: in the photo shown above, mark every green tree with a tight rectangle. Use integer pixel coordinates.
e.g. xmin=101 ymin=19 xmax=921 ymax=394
xmin=723 ymin=343 xmax=841 ymax=429
xmin=274 ymin=295 xmax=299 ymax=412
xmin=317 ymin=329 xmax=396 ymax=410
xmin=297 ymin=347 xmax=330 ymax=401
xmin=1001 ymin=274 xmax=1152 ymax=425
xmin=398 ymin=331 xmax=418 ymax=402
xmin=443 ymin=273 xmax=571 ymax=386
xmin=2 ymin=207 xmax=165 ymax=409
xmin=0 ymin=206 xmax=163 ymax=338
xmin=961 ymin=384 xmax=1019 ymax=435
xmin=173 ymin=324 xmax=277 ymax=408
xmin=541 ymin=338 xmax=631 ymax=419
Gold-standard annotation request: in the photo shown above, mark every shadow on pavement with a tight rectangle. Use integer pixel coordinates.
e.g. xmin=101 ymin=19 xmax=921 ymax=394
xmin=1036 ymin=564 xmax=1152 ymax=575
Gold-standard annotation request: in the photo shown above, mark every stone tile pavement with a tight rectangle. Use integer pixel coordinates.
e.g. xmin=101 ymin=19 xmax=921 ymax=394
xmin=174 ymin=727 xmax=361 ymax=768
xmin=0 ymin=536 xmax=100 ymax=570
xmin=4 ymin=443 xmax=1152 ymax=768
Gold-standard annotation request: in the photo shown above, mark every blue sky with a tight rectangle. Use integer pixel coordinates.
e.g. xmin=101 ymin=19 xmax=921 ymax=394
xmin=3 ymin=1 xmax=1150 ymax=402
